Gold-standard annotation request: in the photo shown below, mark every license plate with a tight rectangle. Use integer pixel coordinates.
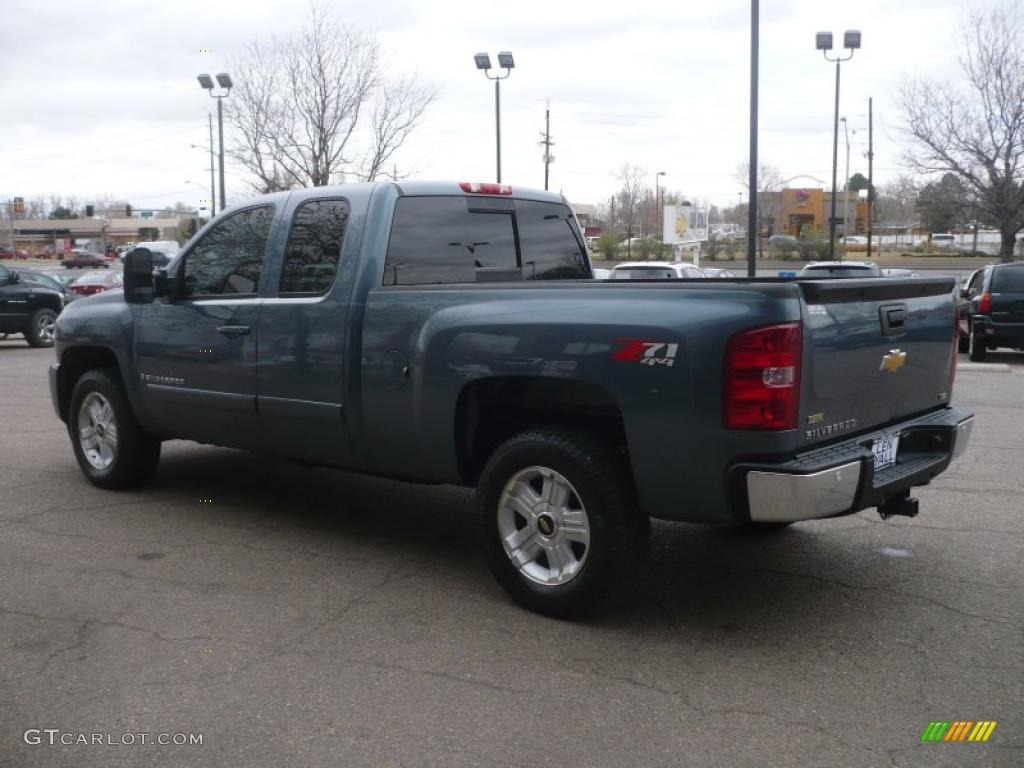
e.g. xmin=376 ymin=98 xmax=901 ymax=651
xmin=872 ymin=435 xmax=900 ymax=471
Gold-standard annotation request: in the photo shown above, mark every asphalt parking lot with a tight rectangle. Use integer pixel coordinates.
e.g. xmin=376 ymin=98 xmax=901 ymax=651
xmin=1 ymin=342 xmax=1021 ymax=768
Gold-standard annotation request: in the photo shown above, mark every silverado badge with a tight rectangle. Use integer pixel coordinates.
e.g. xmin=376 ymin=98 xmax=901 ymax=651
xmin=880 ymin=349 xmax=907 ymax=373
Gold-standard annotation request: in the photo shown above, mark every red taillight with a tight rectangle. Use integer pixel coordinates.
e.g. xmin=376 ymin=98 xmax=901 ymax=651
xmin=723 ymin=323 xmax=802 ymax=430
xmin=459 ymin=181 xmax=513 ymax=195
xmin=978 ymin=292 xmax=991 ymax=314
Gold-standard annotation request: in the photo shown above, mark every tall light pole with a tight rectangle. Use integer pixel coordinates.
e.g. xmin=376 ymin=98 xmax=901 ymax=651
xmin=655 ymin=171 xmax=666 ymax=241
xmin=198 ymin=73 xmax=232 ymax=211
xmin=816 ymin=30 xmax=860 ymax=260
xmin=841 ymin=116 xmax=851 ymax=238
xmin=474 ymin=52 xmax=514 ymax=183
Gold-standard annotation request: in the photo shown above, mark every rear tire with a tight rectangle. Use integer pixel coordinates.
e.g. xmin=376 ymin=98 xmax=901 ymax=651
xmin=957 ymin=327 xmax=969 ymax=353
xmin=477 ymin=428 xmax=647 ymax=618
xmin=968 ymin=322 xmax=987 ymax=362
xmin=25 ymin=308 xmax=57 ymax=348
xmin=68 ymin=369 xmax=161 ymax=489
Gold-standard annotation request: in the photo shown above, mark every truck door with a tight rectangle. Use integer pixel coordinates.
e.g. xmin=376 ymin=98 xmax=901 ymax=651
xmin=255 ymin=196 xmax=353 ymax=466
xmin=134 ymin=205 xmax=275 ymax=445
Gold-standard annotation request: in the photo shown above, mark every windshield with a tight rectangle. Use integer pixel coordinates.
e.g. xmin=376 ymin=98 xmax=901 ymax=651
xmin=610 ymin=268 xmax=676 ymax=280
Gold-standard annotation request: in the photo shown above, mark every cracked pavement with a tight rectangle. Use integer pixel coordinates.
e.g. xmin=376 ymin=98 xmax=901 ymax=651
xmin=1 ymin=341 xmax=1021 ymax=767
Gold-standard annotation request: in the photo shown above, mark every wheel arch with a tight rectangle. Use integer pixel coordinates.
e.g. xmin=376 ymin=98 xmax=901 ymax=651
xmin=56 ymin=346 xmax=124 ymax=422
xmin=453 ymin=375 xmax=631 ymax=487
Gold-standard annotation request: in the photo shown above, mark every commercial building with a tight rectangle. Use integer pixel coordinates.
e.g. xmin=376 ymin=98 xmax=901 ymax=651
xmin=777 ymin=188 xmax=869 ymax=238
xmin=6 ymin=217 xmax=185 ymax=255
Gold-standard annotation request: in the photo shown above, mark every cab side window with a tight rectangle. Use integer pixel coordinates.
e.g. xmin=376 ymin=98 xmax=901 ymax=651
xmin=279 ymin=199 xmax=349 ymax=295
xmin=968 ymin=271 xmax=985 ymax=296
xmin=180 ymin=206 xmax=274 ymax=298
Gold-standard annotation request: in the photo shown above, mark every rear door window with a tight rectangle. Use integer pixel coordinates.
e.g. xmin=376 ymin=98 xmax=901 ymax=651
xmin=385 ymin=197 xmax=516 ymax=285
xmin=991 ymin=266 xmax=1024 ymax=292
xmin=515 ymin=200 xmax=589 ymax=280
xmin=279 ymin=198 xmax=349 ymax=295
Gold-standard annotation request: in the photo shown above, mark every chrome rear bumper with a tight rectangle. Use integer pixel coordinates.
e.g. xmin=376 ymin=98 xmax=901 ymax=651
xmin=743 ymin=411 xmax=974 ymax=523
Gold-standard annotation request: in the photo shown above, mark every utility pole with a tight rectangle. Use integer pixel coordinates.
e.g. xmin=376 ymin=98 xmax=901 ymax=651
xmin=841 ymin=117 xmax=850 ymax=240
xmin=866 ymin=97 xmax=874 ymax=259
xmin=747 ymin=0 xmax=759 ymax=277
xmin=393 ymin=163 xmax=398 ymax=181
xmin=539 ymin=100 xmax=555 ymax=191
xmin=208 ymin=113 xmax=217 ymax=215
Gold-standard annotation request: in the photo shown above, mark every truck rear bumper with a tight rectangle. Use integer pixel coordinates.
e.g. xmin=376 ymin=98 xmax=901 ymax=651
xmin=734 ymin=407 xmax=974 ymax=524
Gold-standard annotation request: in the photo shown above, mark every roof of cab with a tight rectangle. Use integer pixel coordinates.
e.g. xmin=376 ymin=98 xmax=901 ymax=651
xmin=220 ymin=180 xmax=569 ymax=217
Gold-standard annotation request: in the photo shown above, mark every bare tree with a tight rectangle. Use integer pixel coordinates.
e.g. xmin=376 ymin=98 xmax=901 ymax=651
xmin=228 ymin=2 xmax=436 ymax=191
xmin=899 ymin=3 xmax=1024 ymax=261
xmin=361 ymin=75 xmax=437 ymax=182
xmin=616 ymin=164 xmax=647 ymax=240
xmin=736 ymin=159 xmax=783 ymax=245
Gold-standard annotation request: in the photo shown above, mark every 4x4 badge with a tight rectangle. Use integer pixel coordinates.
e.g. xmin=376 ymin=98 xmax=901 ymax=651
xmin=880 ymin=349 xmax=907 ymax=373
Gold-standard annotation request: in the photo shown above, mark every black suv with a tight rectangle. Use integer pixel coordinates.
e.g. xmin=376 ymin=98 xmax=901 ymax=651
xmin=0 ymin=263 xmax=64 ymax=347
xmin=959 ymin=262 xmax=1024 ymax=361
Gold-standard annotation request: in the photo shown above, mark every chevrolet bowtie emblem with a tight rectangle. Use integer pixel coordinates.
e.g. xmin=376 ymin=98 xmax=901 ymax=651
xmin=880 ymin=349 xmax=907 ymax=373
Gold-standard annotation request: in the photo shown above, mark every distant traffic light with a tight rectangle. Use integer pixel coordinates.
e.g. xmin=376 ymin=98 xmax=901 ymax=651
xmin=85 ymin=205 xmax=94 ymax=217
xmin=125 ymin=204 xmax=132 ymax=217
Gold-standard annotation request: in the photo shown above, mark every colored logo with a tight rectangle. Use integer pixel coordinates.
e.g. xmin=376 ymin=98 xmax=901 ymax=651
xmin=880 ymin=349 xmax=907 ymax=373
xmin=920 ymin=721 xmax=997 ymax=742
xmin=611 ymin=340 xmax=679 ymax=368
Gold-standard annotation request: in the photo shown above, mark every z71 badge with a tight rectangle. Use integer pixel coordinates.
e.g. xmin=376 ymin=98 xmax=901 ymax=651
xmin=611 ymin=340 xmax=679 ymax=367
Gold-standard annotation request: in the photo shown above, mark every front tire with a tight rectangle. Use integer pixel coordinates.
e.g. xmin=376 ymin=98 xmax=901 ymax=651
xmin=968 ymin=321 xmax=987 ymax=362
xmin=477 ymin=429 xmax=647 ymax=618
xmin=68 ymin=369 xmax=161 ymax=489
xmin=25 ymin=308 xmax=57 ymax=348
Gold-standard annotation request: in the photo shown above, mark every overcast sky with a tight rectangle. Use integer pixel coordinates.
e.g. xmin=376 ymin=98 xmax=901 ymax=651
xmin=1 ymin=0 xmax=969 ymax=213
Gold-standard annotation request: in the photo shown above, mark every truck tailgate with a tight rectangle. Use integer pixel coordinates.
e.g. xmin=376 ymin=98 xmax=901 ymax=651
xmin=798 ymin=278 xmax=957 ymax=448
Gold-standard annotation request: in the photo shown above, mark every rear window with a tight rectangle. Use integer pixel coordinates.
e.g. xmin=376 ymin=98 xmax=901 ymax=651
xmin=802 ymin=265 xmax=876 ymax=278
xmin=76 ymin=273 xmax=110 ymax=285
xmin=991 ymin=266 xmax=1024 ymax=292
xmin=386 ymin=197 xmax=516 ymax=285
xmin=611 ymin=268 xmax=676 ymax=280
xmin=515 ymin=200 xmax=589 ymax=279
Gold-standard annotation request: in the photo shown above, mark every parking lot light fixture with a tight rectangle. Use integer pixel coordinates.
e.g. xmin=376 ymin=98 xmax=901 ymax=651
xmin=817 ymin=30 xmax=861 ymax=261
xmin=198 ymin=73 xmax=233 ymax=215
xmin=474 ymin=52 xmax=514 ymax=183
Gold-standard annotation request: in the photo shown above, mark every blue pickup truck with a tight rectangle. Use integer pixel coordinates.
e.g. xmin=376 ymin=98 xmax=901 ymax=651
xmin=49 ymin=181 xmax=974 ymax=616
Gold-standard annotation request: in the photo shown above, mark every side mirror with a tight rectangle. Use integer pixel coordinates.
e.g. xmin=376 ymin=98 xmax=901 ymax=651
xmin=124 ymin=248 xmax=154 ymax=303
xmin=960 ymin=288 xmax=969 ymax=298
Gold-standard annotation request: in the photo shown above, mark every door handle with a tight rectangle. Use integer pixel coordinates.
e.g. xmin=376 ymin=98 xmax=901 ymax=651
xmin=217 ymin=324 xmax=251 ymax=337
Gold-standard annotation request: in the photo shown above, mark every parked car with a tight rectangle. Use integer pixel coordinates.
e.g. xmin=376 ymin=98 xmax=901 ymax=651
xmin=14 ymin=268 xmax=80 ymax=303
xmin=50 ymin=181 xmax=973 ymax=616
xmin=68 ymin=271 xmax=123 ymax=297
xmin=799 ymin=261 xmax=882 ymax=278
xmin=958 ymin=262 xmax=1024 ymax=360
xmin=119 ymin=241 xmax=179 ymax=263
xmin=881 ymin=268 xmax=922 ymax=278
xmin=609 ymin=261 xmax=705 ymax=280
xmin=767 ymin=235 xmax=799 ymax=250
xmin=0 ymin=247 xmax=30 ymax=260
xmin=592 ymin=268 xmax=611 ymax=279
xmin=62 ymin=251 xmax=113 ymax=269
xmin=702 ymin=268 xmax=737 ymax=278
xmin=0 ymin=263 xmax=63 ymax=346
xmin=841 ymin=236 xmax=868 ymax=245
